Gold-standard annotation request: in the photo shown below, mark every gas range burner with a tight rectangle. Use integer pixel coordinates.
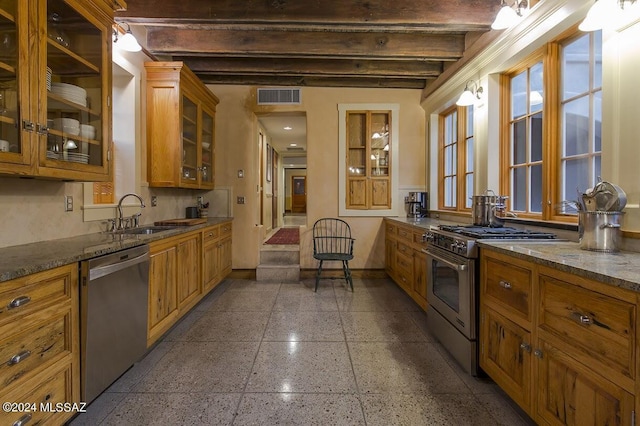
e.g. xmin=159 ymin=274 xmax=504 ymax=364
xmin=439 ymin=225 xmax=557 ymax=240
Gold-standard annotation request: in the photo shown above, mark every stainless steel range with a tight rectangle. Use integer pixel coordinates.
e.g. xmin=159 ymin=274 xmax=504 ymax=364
xmin=422 ymin=225 xmax=556 ymax=375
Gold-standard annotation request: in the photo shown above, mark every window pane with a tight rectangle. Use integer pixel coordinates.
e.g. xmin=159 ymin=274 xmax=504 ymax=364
xmin=594 ymin=30 xmax=602 ymax=88
xmin=531 ymin=164 xmax=543 ymax=213
xmin=564 ymin=97 xmax=590 ymax=156
xmin=563 ymin=34 xmax=590 ymax=99
xmin=594 ymin=155 xmax=601 ymax=186
xmin=466 ymin=138 xmax=474 ymax=173
xmin=594 ymin=90 xmax=602 ymax=152
xmin=564 ymin=157 xmax=590 ymax=201
xmin=451 ymin=179 xmax=457 ymax=208
xmin=530 ymin=62 xmax=544 ymax=114
xmin=466 ymin=107 xmax=474 ymax=136
xmin=444 ymin=177 xmax=456 ymax=208
xmin=513 ymin=167 xmax=527 ymax=211
xmin=452 ymin=146 xmax=457 ymax=174
xmin=466 ymin=174 xmax=474 ymax=208
xmin=513 ymin=120 xmax=527 ymax=165
xmin=444 ymin=115 xmax=452 ymax=144
xmin=531 ymin=113 xmax=543 ymax=162
xmin=512 ymin=71 xmax=527 ymax=119
xmin=444 ymin=145 xmax=452 ymax=175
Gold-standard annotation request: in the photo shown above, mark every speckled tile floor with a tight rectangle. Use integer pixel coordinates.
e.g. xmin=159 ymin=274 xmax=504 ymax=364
xmin=69 ymin=278 xmax=533 ymax=426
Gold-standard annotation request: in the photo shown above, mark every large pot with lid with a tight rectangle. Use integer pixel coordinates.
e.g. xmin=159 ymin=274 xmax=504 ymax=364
xmin=471 ymin=190 xmax=508 ymax=227
xmin=578 ymin=211 xmax=624 ymax=252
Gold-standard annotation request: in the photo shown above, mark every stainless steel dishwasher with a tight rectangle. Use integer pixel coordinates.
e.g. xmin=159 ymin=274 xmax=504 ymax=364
xmin=80 ymin=244 xmax=150 ymax=403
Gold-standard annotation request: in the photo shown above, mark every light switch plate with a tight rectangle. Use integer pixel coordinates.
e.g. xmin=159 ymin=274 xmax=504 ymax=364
xmin=151 ymin=196 xmax=158 ymax=207
xmin=238 ymin=169 xmax=244 ymax=178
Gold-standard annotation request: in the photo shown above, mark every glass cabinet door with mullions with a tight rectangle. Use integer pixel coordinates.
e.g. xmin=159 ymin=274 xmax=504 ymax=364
xmin=200 ymin=106 xmax=214 ymax=186
xmin=181 ymin=94 xmax=198 ymax=185
xmin=43 ymin=0 xmax=108 ymax=177
xmin=0 ymin=1 xmax=28 ymax=169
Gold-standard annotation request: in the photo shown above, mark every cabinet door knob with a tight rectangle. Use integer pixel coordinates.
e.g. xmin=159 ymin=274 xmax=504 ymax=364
xmin=8 ymin=296 xmax=31 ymax=309
xmin=519 ymin=343 xmax=531 ymax=353
xmin=533 ymin=349 xmax=543 ymax=359
xmin=570 ymin=312 xmax=592 ymax=325
xmin=7 ymin=350 xmax=31 ymax=366
xmin=499 ymin=280 xmax=512 ymax=290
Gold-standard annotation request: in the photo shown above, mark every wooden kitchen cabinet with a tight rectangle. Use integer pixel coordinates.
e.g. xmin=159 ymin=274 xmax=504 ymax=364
xmin=145 ymin=61 xmax=219 ymax=189
xmin=479 ymin=248 xmax=639 ymax=425
xmin=346 ymin=110 xmax=391 ymax=209
xmin=383 ymin=219 xmax=427 ymax=311
xmin=0 ymin=0 xmax=117 ymax=181
xmin=0 ymin=264 xmax=79 ymax=426
xmin=148 ymin=239 xmax=179 ymax=346
xmin=176 ymin=232 xmax=202 ymax=312
xmin=203 ymin=222 xmax=232 ymax=292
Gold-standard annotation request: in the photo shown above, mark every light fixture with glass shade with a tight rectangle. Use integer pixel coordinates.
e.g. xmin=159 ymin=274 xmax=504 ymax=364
xmin=456 ymin=81 xmax=484 ymax=106
xmin=491 ymin=0 xmax=529 ymax=30
xmin=579 ymin=0 xmax=638 ymax=31
xmin=113 ymin=22 xmax=142 ymax=52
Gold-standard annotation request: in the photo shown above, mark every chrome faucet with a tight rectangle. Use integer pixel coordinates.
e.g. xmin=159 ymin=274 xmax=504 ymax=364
xmin=117 ymin=193 xmax=145 ymax=230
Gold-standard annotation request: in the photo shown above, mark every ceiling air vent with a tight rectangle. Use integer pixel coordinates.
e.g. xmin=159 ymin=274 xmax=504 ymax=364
xmin=257 ymin=88 xmax=301 ymax=105
xmin=286 ymin=146 xmax=305 ymax=151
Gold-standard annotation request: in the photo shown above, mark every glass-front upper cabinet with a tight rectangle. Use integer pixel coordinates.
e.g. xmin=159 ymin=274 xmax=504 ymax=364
xmin=0 ymin=1 xmax=28 ymax=169
xmin=181 ymin=94 xmax=198 ymax=185
xmin=41 ymin=0 xmax=110 ymax=179
xmin=201 ymin=106 xmax=214 ymax=187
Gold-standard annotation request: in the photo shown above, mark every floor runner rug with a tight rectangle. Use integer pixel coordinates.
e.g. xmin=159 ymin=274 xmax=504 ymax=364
xmin=265 ymin=227 xmax=300 ymax=245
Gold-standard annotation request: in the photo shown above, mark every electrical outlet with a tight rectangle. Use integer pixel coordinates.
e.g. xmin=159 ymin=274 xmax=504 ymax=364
xmin=65 ymin=195 xmax=73 ymax=212
xmin=238 ymin=169 xmax=244 ymax=178
xmin=151 ymin=196 xmax=158 ymax=207
xmin=197 ymin=196 xmax=204 ymax=205
xmin=237 ymin=196 xmax=245 ymax=204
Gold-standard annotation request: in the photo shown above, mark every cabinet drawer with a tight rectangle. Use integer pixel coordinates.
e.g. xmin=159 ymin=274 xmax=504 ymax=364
xmin=0 ymin=266 xmax=72 ymax=326
xmin=1 ymin=362 xmax=73 ymax=426
xmin=412 ymin=230 xmax=426 ymax=247
xmin=220 ymin=222 xmax=232 ymax=236
xmin=385 ymin=221 xmax=397 ymax=236
xmin=0 ymin=311 xmax=69 ymax=389
xmin=396 ymin=226 xmax=412 ymax=243
xmin=203 ymin=226 xmax=219 ymax=243
xmin=483 ymin=256 xmax=532 ymax=323
xmin=539 ymin=274 xmax=635 ymax=381
xmin=396 ymin=241 xmax=412 ymax=257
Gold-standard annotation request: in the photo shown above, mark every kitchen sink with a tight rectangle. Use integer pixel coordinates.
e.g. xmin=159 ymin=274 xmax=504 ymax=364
xmin=116 ymin=225 xmax=179 ymax=235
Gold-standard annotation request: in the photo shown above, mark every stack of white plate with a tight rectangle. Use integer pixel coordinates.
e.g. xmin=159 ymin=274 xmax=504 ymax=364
xmin=80 ymin=124 xmax=95 ymax=139
xmin=65 ymin=152 xmax=89 ymax=164
xmin=46 ymin=150 xmax=60 ymax=160
xmin=52 ymin=118 xmax=80 ymax=135
xmin=51 ymin=82 xmax=87 ymax=107
xmin=46 ymin=67 xmax=52 ymax=91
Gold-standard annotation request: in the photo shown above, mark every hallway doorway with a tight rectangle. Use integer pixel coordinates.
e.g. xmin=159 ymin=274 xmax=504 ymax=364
xmin=291 ymin=175 xmax=306 ymax=213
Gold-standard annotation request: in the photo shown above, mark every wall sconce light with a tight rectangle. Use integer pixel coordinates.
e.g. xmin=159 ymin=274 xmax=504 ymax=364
xmin=113 ymin=22 xmax=141 ymax=52
xmin=579 ymin=0 xmax=638 ymax=31
xmin=491 ymin=0 xmax=529 ymax=30
xmin=456 ymin=81 xmax=484 ymax=106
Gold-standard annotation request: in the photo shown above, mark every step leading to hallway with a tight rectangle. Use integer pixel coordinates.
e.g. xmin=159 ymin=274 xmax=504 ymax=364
xmin=256 ymin=243 xmax=300 ymax=282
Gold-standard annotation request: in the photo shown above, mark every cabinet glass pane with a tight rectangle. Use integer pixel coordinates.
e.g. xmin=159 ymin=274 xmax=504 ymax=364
xmin=181 ymin=95 xmax=197 ymax=181
xmin=201 ymin=109 xmax=214 ymax=184
xmin=46 ymin=0 xmax=103 ymax=167
xmin=370 ymin=112 xmax=389 ymax=177
xmin=347 ymin=113 xmax=365 ymax=148
xmin=0 ymin=1 xmax=20 ymax=155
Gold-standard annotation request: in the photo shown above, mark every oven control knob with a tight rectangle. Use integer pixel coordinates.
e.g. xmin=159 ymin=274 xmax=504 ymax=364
xmin=451 ymin=241 xmax=460 ymax=251
xmin=458 ymin=241 xmax=467 ymax=253
xmin=424 ymin=232 xmax=434 ymax=243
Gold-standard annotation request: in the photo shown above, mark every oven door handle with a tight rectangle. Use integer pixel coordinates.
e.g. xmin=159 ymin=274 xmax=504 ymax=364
xmin=425 ymin=250 xmax=467 ymax=271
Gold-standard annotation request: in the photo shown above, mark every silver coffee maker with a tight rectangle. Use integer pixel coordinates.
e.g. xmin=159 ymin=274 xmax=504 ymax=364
xmin=405 ymin=192 xmax=428 ymax=218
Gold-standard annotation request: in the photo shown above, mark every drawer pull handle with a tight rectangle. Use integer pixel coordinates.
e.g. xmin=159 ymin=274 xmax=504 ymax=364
xmin=533 ymin=349 xmax=543 ymax=359
xmin=571 ymin=312 xmax=592 ymax=325
xmin=8 ymin=350 xmax=31 ymax=365
xmin=519 ymin=343 xmax=531 ymax=353
xmin=13 ymin=413 xmax=32 ymax=426
xmin=499 ymin=280 xmax=512 ymax=290
xmin=8 ymin=296 xmax=31 ymax=309
xmin=207 ymin=232 xmax=213 ymax=237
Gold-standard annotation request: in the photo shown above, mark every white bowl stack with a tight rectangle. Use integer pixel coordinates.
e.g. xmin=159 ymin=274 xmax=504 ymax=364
xmin=51 ymin=82 xmax=87 ymax=107
xmin=52 ymin=117 xmax=80 ymax=135
xmin=80 ymin=124 xmax=95 ymax=139
xmin=65 ymin=152 xmax=89 ymax=164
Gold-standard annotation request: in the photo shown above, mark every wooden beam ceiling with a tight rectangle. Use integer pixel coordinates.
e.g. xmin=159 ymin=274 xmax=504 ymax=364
xmin=117 ymin=0 xmax=501 ymax=89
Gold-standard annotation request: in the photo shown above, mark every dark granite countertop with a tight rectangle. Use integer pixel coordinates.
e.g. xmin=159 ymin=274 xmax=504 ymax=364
xmin=0 ymin=217 xmax=232 ymax=283
xmin=478 ymin=240 xmax=640 ymax=293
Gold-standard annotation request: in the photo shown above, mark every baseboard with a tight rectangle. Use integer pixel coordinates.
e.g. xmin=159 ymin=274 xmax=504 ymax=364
xmin=228 ymin=269 xmax=257 ymax=280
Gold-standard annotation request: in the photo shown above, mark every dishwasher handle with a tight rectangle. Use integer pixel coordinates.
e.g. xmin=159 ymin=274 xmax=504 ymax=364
xmin=89 ymin=251 xmax=149 ymax=281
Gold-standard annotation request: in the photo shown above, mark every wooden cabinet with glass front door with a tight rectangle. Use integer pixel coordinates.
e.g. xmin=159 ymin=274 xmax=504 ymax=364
xmin=0 ymin=0 xmax=117 ymax=181
xmin=145 ymin=61 xmax=218 ymax=189
xmin=346 ymin=110 xmax=391 ymax=209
